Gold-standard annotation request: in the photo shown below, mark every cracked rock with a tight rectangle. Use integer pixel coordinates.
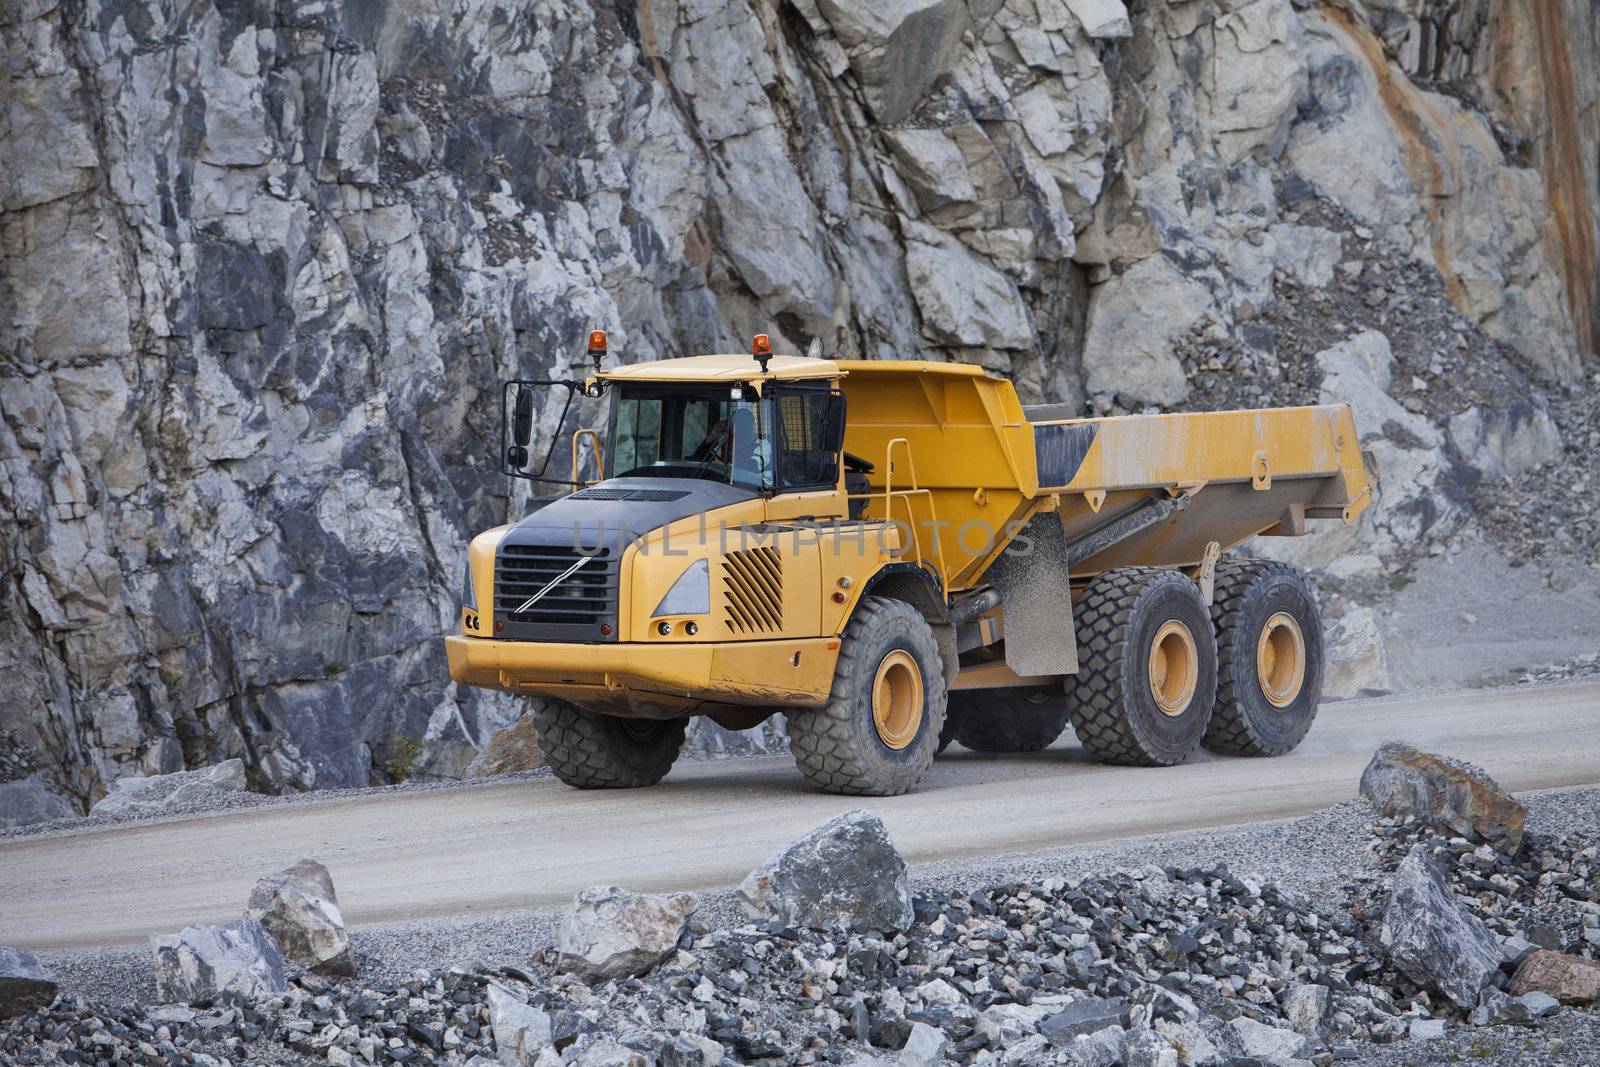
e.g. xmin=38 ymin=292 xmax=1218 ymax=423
xmin=245 ymin=858 xmax=355 ymax=977
xmin=1379 ymin=845 xmax=1502 ymax=1009
xmin=738 ymin=810 xmax=913 ymax=932
xmin=150 ymin=919 xmax=287 ymax=1004
xmin=556 ymin=886 xmax=697 ymax=981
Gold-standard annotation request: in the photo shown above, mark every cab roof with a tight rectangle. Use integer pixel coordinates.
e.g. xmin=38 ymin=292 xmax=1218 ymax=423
xmin=598 ymin=354 xmax=994 ymax=384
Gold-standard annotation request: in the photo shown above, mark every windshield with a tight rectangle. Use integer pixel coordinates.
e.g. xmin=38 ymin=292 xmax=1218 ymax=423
xmin=608 ymin=384 xmax=841 ymax=491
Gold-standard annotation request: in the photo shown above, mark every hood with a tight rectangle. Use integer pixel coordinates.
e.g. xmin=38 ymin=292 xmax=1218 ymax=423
xmin=506 ymin=477 xmax=757 ymax=553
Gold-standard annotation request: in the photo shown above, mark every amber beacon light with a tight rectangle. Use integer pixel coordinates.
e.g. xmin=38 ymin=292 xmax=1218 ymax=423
xmin=752 ymin=332 xmax=772 ymax=373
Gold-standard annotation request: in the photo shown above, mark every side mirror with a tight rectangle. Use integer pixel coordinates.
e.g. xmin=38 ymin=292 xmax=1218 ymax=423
xmin=512 ymin=387 xmax=534 ymax=448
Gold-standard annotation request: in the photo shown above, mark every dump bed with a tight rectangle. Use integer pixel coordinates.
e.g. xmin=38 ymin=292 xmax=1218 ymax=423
xmin=834 ymin=361 xmax=1372 ymax=592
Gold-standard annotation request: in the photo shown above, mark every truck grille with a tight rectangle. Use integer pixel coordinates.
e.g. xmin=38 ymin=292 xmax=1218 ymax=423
xmin=722 ymin=547 xmax=783 ymax=634
xmin=494 ymin=544 xmax=617 ymax=642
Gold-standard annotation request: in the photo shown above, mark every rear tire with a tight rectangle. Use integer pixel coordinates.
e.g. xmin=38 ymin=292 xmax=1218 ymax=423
xmin=1203 ymin=559 xmax=1324 ymax=756
xmin=788 ymin=597 xmax=947 ymax=795
xmin=947 ymin=687 xmax=1071 ymax=753
xmin=1067 ymin=568 xmax=1218 ymax=766
xmin=533 ymin=701 xmax=687 ymax=788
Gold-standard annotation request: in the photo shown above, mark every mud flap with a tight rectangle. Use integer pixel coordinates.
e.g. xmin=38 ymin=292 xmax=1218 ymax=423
xmin=988 ymin=516 xmax=1077 ymax=676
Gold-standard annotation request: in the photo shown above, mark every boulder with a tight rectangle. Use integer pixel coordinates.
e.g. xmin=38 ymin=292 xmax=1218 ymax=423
xmin=737 ymin=811 xmax=913 ymax=932
xmin=150 ymin=919 xmax=287 ymax=1003
xmin=244 ymin=859 xmax=355 ymax=977
xmin=0 ymin=774 xmax=76 ymax=829
xmin=1283 ymin=983 xmax=1330 ymax=1037
xmin=1124 ymin=1026 xmax=1179 ymax=1067
xmin=1061 ymin=1025 xmax=1127 ymax=1067
xmin=1082 ymin=254 xmax=1211 ymax=406
xmin=486 ymin=983 xmax=552 ymax=1065
xmin=1446 ymin=400 xmax=1564 ymax=482
xmin=814 ymin=0 xmax=973 ymax=124
xmin=465 ymin=714 xmax=544 ymax=777
xmin=1228 ymin=1016 xmax=1309 ymax=1062
xmin=895 ymin=1021 xmax=947 ymax=1067
xmin=1379 ymin=845 xmax=1502 ymax=1009
xmin=555 ymin=886 xmax=697 ymax=981
xmin=1064 ymin=0 xmax=1132 ymax=39
xmin=1359 ymin=742 xmax=1527 ymax=855
xmin=91 ymin=759 xmax=249 ymax=817
xmin=1507 ymin=949 xmax=1600 ymax=1005
xmin=0 ymin=947 xmax=58 ymax=1017
xmin=1040 ymin=997 xmax=1126 ymax=1045
xmin=1468 ymin=987 xmax=1560 ymax=1025
xmin=1153 ymin=1012 xmax=1247 ymax=1066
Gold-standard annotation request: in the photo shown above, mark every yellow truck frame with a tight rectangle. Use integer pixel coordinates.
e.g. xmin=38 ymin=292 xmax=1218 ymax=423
xmin=446 ymin=338 xmax=1373 ymax=795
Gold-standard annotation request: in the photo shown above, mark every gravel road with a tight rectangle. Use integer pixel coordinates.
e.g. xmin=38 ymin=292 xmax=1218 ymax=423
xmin=4 ymin=681 xmax=1598 ymax=957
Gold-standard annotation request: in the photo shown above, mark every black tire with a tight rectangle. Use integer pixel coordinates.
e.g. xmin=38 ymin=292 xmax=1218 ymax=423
xmin=533 ymin=701 xmax=687 ymax=788
xmin=947 ymin=687 xmax=1071 ymax=753
xmin=1067 ymin=568 xmax=1218 ymax=766
xmin=1203 ymin=559 xmax=1325 ymax=756
xmin=788 ymin=597 xmax=947 ymax=795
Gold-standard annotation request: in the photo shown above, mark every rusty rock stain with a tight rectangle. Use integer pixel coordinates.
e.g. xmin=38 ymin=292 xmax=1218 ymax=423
xmin=1322 ymin=6 xmax=1467 ymax=310
xmin=1529 ymin=0 xmax=1598 ymax=356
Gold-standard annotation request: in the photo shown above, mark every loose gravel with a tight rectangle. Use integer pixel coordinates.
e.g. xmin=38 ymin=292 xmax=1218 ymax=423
xmin=10 ymin=784 xmax=1599 ymax=1066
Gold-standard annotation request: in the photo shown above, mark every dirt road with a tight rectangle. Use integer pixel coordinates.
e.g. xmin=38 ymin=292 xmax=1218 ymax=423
xmin=5 ymin=682 xmax=1598 ymax=951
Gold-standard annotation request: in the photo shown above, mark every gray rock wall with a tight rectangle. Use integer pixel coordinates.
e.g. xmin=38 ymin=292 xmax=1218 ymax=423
xmin=2 ymin=0 xmax=1596 ymax=818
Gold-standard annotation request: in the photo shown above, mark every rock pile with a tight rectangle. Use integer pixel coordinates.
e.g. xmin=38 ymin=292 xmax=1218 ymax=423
xmin=90 ymin=761 xmax=252 ymax=818
xmin=4 ymin=754 xmax=1597 ymax=1066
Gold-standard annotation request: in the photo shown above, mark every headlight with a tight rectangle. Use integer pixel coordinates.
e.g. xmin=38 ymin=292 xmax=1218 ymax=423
xmin=651 ymin=558 xmax=709 ymax=617
xmin=461 ymin=557 xmax=478 ymax=614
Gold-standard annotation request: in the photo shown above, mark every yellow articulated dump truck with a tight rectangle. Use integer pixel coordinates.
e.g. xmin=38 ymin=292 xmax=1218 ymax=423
xmin=446 ymin=332 xmax=1374 ymax=796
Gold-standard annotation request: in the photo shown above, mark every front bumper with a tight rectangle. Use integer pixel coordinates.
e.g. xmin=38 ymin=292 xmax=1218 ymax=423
xmin=444 ymin=634 xmax=837 ymax=714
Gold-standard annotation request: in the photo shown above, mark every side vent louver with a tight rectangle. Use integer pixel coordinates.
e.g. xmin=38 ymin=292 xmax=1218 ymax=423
xmin=722 ymin=547 xmax=783 ymax=634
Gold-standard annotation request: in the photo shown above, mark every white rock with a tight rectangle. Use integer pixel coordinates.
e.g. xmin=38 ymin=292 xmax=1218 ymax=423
xmin=1064 ymin=0 xmax=1132 ymax=39
xmin=1447 ymin=400 xmax=1564 ymax=482
xmin=245 ymin=859 xmax=354 ymax=977
xmin=556 ymin=886 xmax=697 ymax=981
xmin=150 ymin=919 xmax=286 ymax=1004
xmin=904 ymin=222 xmax=1035 ymax=351
xmin=1409 ymin=1018 xmax=1446 ymax=1040
xmin=1083 ymin=255 xmax=1212 ymax=405
xmin=1229 ymin=1016 xmax=1310 ymax=1062
xmin=485 ymin=983 xmax=552 ymax=1065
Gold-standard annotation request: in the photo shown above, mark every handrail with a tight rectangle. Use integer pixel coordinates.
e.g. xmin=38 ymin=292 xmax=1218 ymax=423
xmin=879 ymin=437 xmax=947 ymax=585
xmin=570 ymin=429 xmax=605 ymax=488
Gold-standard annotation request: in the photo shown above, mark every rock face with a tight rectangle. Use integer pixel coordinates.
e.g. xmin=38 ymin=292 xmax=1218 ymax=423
xmin=738 ymin=811 xmax=913 ymax=933
xmin=150 ymin=919 xmax=288 ymax=1004
xmin=1508 ymin=949 xmax=1600 ymax=1005
xmin=89 ymin=759 xmax=249 ymax=818
xmin=1359 ymin=742 xmax=1528 ymax=854
xmin=244 ymin=859 xmax=355 ymax=977
xmin=0 ymin=948 xmax=57 ymax=1018
xmin=1 ymin=0 xmax=1597 ymax=820
xmin=464 ymin=713 xmax=545 ymax=778
xmin=1378 ymin=845 xmax=1502 ymax=1009
xmin=555 ymin=886 xmax=697 ymax=982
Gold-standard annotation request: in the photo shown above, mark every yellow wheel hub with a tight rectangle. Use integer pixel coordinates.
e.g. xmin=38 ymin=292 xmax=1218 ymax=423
xmin=1257 ymin=611 xmax=1307 ymax=708
xmin=1148 ymin=619 xmax=1199 ymax=717
xmin=871 ymin=649 xmax=924 ymax=750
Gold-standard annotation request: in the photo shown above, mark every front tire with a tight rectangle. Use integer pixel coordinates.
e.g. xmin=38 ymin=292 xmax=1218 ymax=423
xmin=1203 ymin=559 xmax=1324 ymax=756
xmin=1067 ymin=568 xmax=1218 ymax=766
xmin=788 ymin=597 xmax=947 ymax=795
xmin=946 ymin=687 xmax=1072 ymax=753
xmin=533 ymin=701 xmax=687 ymax=788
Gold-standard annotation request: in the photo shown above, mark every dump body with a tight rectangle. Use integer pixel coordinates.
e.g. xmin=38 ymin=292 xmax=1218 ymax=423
xmin=445 ymin=355 xmax=1372 ymax=719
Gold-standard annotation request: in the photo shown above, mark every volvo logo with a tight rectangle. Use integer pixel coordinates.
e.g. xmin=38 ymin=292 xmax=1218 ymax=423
xmin=514 ymin=555 xmax=595 ymax=614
